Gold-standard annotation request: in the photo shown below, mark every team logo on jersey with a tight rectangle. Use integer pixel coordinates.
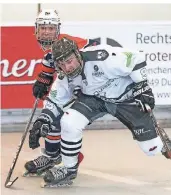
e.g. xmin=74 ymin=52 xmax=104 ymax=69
xmin=96 ymin=50 xmax=108 ymax=60
xmin=94 ymin=65 xmax=99 ymax=71
xmin=123 ymin=52 xmax=133 ymax=67
xmin=45 ymin=101 xmax=54 ymax=110
xmin=92 ymin=65 xmax=104 ymax=77
xmin=50 ymin=90 xmax=57 ymax=98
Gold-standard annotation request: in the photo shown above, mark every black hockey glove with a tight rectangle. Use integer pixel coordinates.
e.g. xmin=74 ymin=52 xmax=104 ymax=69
xmin=133 ymin=80 xmax=155 ymax=112
xmin=33 ymin=72 xmax=53 ymax=99
xmin=29 ymin=114 xmax=51 ymax=149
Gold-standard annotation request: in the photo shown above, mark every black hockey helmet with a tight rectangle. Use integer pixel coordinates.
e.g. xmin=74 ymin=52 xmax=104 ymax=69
xmin=52 ymin=37 xmax=83 ymax=79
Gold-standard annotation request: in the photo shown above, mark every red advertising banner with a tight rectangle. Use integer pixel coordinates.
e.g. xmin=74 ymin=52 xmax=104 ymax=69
xmin=1 ymin=27 xmax=44 ymax=109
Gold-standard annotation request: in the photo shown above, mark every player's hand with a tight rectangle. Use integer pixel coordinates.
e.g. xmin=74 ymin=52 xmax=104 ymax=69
xmin=133 ymin=80 xmax=155 ymax=112
xmin=29 ymin=115 xmax=51 ymax=149
xmin=73 ymin=86 xmax=82 ymax=97
xmin=33 ymin=72 xmax=53 ymax=99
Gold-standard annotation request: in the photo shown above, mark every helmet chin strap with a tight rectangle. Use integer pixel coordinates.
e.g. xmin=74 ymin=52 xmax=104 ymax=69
xmin=36 ymin=24 xmax=60 ymax=51
xmin=57 ymin=60 xmax=83 ymax=80
xmin=65 ymin=60 xmax=83 ymax=79
xmin=38 ymin=40 xmax=54 ymax=51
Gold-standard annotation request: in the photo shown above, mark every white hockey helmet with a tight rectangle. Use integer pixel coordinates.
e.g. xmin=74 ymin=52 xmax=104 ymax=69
xmin=35 ymin=9 xmax=61 ymax=50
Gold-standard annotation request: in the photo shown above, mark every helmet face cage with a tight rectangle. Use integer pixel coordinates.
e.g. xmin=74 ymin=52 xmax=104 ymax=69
xmin=52 ymin=38 xmax=82 ymax=79
xmin=35 ymin=9 xmax=61 ymax=51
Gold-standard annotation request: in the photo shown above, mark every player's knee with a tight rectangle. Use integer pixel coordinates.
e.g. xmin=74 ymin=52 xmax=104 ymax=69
xmin=60 ymin=109 xmax=89 ymax=139
xmin=137 ymin=136 xmax=163 ymax=156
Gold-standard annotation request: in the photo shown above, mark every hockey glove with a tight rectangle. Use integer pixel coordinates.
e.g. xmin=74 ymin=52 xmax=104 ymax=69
xmin=73 ymin=86 xmax=82 ymax=98
xmin=29 ymin=114 xmax=51 ymax=149
xmin=133 ymin=80 xmax=155 ymax=112
xmin=33 ymin=72 xmax=53 ymax=99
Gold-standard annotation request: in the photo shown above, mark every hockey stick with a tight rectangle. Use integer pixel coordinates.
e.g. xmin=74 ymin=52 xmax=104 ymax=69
xmin=63 ymin=96 xmax=77 ymax=108
xmin=4 ymin=98 xmax=39 ymax=188
xmin=145 ymin=104 xmax=171 ymax=159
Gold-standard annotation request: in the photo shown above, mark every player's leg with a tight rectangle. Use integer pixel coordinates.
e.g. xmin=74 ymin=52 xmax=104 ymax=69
xmin=145 ymin=110 xmax=171 ymax=159
xmin=42 ymin=94 xmax=106 ymax=187
xmin=23 ymin=98 xmax=63 ymax=176
xmin=114 ymin=104 xmax=164 ymax=156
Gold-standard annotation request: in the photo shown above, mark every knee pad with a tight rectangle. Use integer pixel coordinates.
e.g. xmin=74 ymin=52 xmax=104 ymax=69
xmin=60 ymin=108 xmax=89 ymax=142
xmin=137 ymin=136 xmax=163 ymax=156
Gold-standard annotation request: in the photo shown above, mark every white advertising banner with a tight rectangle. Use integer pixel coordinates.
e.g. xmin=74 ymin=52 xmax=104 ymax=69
xmin=62 ymin=22 xmax=171 ymax=105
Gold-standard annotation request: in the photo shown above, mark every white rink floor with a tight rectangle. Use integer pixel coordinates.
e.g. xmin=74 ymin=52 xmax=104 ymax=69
xmin=1 ymin=129 xmax=171 ymax=195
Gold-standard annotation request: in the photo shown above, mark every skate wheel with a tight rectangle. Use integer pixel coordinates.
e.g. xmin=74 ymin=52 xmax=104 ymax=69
xmin=22 ymin=170 xmax=43 ymax=177
xmin=65 ymin=180 xmax=73 ymax=186
xmin=22 ymin=170 xmax=30 ymax=177
xmin=40 ymin=181 xmax=46 ymax=188
xmin=40 ymin=180 xmax=73 ymax=188
xmin=36 ymin=171 xmax=45 ymax=176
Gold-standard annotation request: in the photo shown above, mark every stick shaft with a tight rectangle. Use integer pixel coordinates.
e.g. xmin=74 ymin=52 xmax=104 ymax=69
xmin=5 ymin=98 xmax=39 ymax=187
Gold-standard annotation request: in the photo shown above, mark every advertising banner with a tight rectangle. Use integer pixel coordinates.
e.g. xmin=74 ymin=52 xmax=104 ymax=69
xmin=1 ymin=27 xmax=43 ymax=108
xmin=1 ymin=22 xmax=171 ymax=109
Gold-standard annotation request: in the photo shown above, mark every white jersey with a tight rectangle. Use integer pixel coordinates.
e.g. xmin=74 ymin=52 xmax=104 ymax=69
xmin=48 ymin=74 xmax=82 ymax=107
xmin=48 ymin=44 xmax=147 ymax=106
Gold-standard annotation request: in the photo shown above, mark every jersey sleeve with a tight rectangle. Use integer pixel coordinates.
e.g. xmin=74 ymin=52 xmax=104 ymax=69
xmin=128 ymin=51 xmax=147 ymax=83
xmin=107 ymin=48 xmax=147 ymax=83
xmin=47 ymin=76 xmax=73 ymax=107
xmin=41 ymin=52 xmax=56 ymax=75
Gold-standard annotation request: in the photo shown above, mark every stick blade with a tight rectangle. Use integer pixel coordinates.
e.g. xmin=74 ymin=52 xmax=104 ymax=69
xmin=5 ymin=177 xmax=18 ymax=188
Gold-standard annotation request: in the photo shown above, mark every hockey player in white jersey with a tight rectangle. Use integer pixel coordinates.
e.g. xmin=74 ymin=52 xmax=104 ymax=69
xmin=30 ymin=37 xmax=171 ymax=187
xmin=24 ymin=9 xmax=96 ymax=176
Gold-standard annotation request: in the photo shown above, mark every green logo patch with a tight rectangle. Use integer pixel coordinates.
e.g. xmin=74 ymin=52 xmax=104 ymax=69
xmin=50 ymin=90 xmax=57 ymax=98
xmin=123 ymin=52 xmax=133 ymax=67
